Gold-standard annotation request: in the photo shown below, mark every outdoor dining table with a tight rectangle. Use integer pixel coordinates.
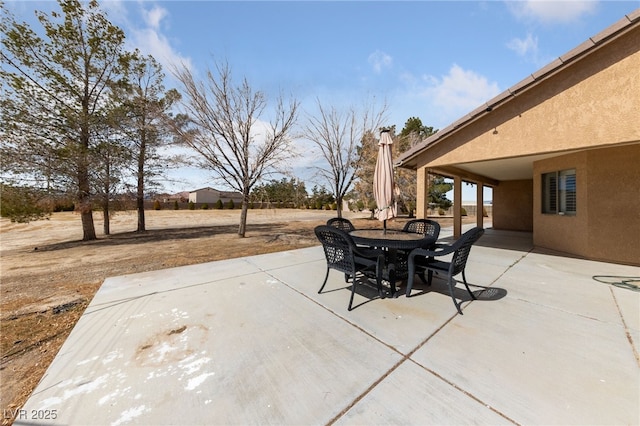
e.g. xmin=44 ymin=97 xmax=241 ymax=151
xmin=350 ymin=229 xmax=437 ymax=297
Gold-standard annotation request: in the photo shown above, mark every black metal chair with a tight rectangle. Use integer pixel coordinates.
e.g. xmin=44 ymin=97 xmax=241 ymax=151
xmin=402 ymin=219 xmax=441 ymax=239
xmin=314 ymin=225 xmax=388 ymax=311
xmin=328 ymin=216 xmax=371 ymax=250
xmin=405 ymin=227 xmax=485 ymax=314
xmin=398 ymin=219 xmax=441 ymax=282
xmin=327 ymin=217 xmax=355 ymax=232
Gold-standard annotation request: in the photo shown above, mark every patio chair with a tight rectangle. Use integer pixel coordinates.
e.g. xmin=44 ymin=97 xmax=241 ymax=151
xmin=314 ymin=225 xmax=388 ymax=311
xmin=402 ymin=219 xmax=441 ymax=239
xmin=405 ymin=227 xmax=485 ymax=314
xmin=327 ymin=217 xmax=355 ymax=232
xmin=398 ymin=219 xmax=441 ymax=281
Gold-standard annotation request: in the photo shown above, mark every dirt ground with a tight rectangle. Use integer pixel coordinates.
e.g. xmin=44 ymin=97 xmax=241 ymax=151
xmin=0 ymin=209 xmax=470 ymax=424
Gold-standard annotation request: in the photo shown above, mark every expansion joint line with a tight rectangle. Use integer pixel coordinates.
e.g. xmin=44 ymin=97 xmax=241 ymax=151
xmin=390 ymin=248 xmax=534 ymax=425
xmin=259 ymin=269 xmax=413 ymax=425
xmin=264 ymin=251 xmax=534 ymax=425
xmin=609 ymin=286 xmax=640 ymax=367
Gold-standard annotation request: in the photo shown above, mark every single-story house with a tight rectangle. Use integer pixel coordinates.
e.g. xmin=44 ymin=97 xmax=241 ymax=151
xmin=396 ymin=10 xmax=639 ymax=266
xmin=157 ymin=192 xmax=189 ymax=203
xmin=188 ymin=187 xmax=244 ymax=205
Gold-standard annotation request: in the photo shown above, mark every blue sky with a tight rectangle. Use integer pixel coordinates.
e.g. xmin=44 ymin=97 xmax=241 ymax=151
xmin=6 ymin=1 xmax=639 ymax=199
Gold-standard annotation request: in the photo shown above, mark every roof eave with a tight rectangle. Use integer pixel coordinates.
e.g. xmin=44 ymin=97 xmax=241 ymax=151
xmin=395 ymin=11 xmax=640 ymax=170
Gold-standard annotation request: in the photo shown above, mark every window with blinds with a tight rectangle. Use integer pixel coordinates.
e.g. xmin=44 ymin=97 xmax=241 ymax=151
xmin=542 ymin=169 xmax=576 ymax=215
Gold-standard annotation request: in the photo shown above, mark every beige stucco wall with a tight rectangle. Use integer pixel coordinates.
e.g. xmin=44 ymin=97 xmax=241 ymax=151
xmin=585 ymin=144 xmax=640 ymax=265
xmin=533 ymin=144 xmax=640 ymax=265
xmin=493 ymin=180 xmax=533 ymax=231
xmin=533 ymin=151 xmax=590 ymax=257
xmin=411 ymin=24 xmax=640 ymax=171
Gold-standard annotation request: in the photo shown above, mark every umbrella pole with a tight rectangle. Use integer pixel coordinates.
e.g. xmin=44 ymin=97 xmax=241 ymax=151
xmin=383 ymin=219 xmax=387 ymax=234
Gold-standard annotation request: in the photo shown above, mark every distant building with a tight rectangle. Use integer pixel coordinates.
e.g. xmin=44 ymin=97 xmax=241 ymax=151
xmin=157 ymin=192 xmax=188 ymax=203
xmin=188 ymin=187 xmax=243 ymax=205
xmin=171 ymin=192 xmax=190 ymax=203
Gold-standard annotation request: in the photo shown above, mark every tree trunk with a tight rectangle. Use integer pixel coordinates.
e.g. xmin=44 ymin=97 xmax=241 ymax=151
xmin=103 ymin=203 xmax=110 ymax=235
xmin=78 ymin=158 xmax=96 ymax=241
xmin=336 ymin=196 xmax=343 ymax=218
xmin=137 ymin=129 xmax=146 ymax=232
xmin=137 ymin=196 xmax=145 ymax=232
xmin=79 ymin=89 xmax=96 ymax=240
xmin=238 ymin=191 xmax=250 ymax=238
xmin=81 ymin=209 xmax=96 ymax=241
xmin=136 ymin=166 xmax=145 ymax=231
xmin=103 ymin=163 xmax=111 ymax=235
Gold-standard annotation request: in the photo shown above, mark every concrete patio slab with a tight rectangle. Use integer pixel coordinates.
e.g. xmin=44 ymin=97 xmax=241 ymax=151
xmin=92 ymin=257 xmax=264 ymax=304
xmin=412 ymin=296 xmax=639 ymax=425
xmin=501 ymin=251 xmax=638 ymax=324
xmin=16 ymin=229 xmax=640 ymax=425
xmin=334 ymin=361 xmax=513 ymax=425
xmin=612 ymin=284 xmax=640 ymax=333
xmin=265 ymin=250 xmax=461 ymax=354
xmin=19 ymin=262 xmax=402 ymax=425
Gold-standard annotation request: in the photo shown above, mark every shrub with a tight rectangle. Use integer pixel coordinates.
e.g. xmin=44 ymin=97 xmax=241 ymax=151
xmin=227 ymin=199 xmax=235 ymax=209
xmin=201 ymin=203 xmax=209 ymax=210
xmin=53 ymin=201 xmax=75 ymax=212
xmin=173 ymin=200 xmax=179 ymax=210
xmin=0 ymin=184 xmax=51 ymax=223
xmin=153 ymin=200 xmax=161 ymax=210
xmin=188 ymin=201 xmax=195 ymax=210
xmin=438 ymin=208 xmax=445 ymax=216
xmin=461 ymin=207 xmax=467 ymax=216
xmin=215 ymin=199 xmax=223 ymax=209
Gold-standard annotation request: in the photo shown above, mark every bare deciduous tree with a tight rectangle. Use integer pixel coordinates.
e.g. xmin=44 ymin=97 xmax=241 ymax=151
xmin=171 ymin=61 xmax=298 ymax=237
xmin=303 ymin=99 xmax=387 ymax=218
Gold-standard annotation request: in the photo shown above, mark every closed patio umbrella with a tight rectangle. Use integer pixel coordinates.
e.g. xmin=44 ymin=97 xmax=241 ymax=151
xmin=374 ymin=129 xmax=397 ymax=233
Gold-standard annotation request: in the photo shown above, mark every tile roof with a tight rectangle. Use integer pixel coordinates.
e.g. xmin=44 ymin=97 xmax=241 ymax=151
xmin=396 ymin=9 xmax=640 ymax=168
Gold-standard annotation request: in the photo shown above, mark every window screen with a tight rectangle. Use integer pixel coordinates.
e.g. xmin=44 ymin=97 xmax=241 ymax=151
xmin=542 ymin=172 xmax=557 ymax=213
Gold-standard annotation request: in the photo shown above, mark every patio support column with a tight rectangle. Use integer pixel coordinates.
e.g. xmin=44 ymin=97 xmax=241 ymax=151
xmin=454 ymin=176 xmax=462 ymax=238
xmin=477 ymin=182 xmax=484 ymax=228
xmin=427 ymin=172 xmax=434 ymax=217
xmin=416 ymin=167 xmax=429 ymax=218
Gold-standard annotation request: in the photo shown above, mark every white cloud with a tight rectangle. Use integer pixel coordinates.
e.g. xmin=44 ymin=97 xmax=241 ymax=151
xmin=100 ymin=0 xmax=128 ymax=23
xmin=97 ymin=2 xmax=192 ymax=74
xmin=508 ymin=0 xmax=598 ymax=24
xmin=390 ymin=64 xmax=501 ymax=130
xmin=507 ymin=32 xmax=539 ymax=57
xmin=424 ymin=64 xmax=501 ymax=117
xmin=368 ymin=50 xmax=393 ymax=73
xmin=129 ymin=27 xmax=192 ymax=71
xmin=142 ymin=5 xmax=168 ymax=30
xmin=126 ymin=4 xmax=192 ymax=74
